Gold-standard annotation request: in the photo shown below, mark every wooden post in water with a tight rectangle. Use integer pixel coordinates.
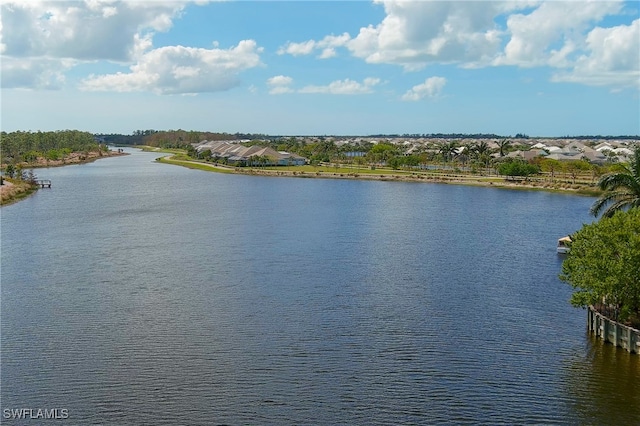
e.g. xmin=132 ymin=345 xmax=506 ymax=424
xmin=601 ymin=315 xmax=608 ymax=340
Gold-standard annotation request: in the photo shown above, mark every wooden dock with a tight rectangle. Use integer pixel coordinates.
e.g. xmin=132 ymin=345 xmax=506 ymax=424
xmin=36 ymin=180 xmax=52 ymax=188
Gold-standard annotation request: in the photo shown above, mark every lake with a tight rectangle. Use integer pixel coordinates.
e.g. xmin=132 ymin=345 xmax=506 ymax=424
xmin=2 ymin=148 xmax=638 ymax=425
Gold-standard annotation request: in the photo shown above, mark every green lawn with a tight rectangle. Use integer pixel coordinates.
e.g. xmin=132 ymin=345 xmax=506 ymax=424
xmin=156 ymin=155 xmax=601 ymax=194
xmin=156 ymin=156 xmax=236 ymax=173
xmin=138 ymin=146 xmax=187 ymax=155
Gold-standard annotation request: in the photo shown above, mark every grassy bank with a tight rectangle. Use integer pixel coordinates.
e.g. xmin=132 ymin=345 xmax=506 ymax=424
xmin=137 ymin=146 xmax=187 ymax=155
xmin=157 ymin=155 xmax=236 ymax=174
xmin=157 ymin=155 xmax=602 ymax=196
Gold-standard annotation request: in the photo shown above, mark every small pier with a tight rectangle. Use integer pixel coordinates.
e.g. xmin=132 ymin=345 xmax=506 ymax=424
xmin=588 ymin=306 xmax=640 ymax=354
xmin=36 ymin=179 xmax=52 ymax=188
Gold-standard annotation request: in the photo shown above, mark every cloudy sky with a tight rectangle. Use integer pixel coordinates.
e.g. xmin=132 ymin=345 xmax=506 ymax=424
xmin=1 ymin=0 xmax=639 ymax=136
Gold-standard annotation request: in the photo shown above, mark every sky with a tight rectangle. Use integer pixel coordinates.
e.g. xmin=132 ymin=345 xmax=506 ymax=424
xmin=1 ymin=0 xmax=639 ymax=137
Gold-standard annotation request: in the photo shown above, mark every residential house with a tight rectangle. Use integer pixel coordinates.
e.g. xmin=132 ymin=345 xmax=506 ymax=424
xmin=195 ymin=140 xmax=307 ymax=166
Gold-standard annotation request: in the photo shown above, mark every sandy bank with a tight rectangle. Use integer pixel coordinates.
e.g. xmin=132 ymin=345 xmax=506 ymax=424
xmin=4 ymin=149 xmax=128 ymax=169
xmin=0 ymin=179 xmax=37 ymax=206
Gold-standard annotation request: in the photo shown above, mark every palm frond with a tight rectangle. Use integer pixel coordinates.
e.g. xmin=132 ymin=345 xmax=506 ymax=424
xmin=630 ymin=145 xmax=640 ymax=177
xmin=592 ymin=148 xmax=640 ymax=218
xmin=598 ymin=173 xmax=640 ymax=192
xmin=601 ymin=198 xmax=634 ymax=218
xmin=590 ymin=189 xmax=637 ymax=217
xmin=590 ymin=191 xmax=623 ymax=216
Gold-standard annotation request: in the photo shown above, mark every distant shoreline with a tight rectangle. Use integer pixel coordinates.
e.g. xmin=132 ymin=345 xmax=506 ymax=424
xmin=0 ymin=149 xmax=128 ymax=206
xmin=1 ymin=149 xmax=128 ymax=170
xmin=157 ymin=155 xmax=601 ymax=197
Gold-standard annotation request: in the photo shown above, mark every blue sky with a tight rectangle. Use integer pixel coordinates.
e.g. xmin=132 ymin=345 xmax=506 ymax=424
xmin=1 ymin=0 xmax=639 ymax=136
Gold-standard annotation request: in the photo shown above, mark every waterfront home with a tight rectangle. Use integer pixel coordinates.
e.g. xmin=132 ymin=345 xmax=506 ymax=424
xmin=505 ymin=149 xmax=548 ymax=161
xmin=195 ymin=140 xmax=307 ymax=166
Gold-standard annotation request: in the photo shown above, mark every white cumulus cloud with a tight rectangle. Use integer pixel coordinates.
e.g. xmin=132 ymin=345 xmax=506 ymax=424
xmin=267 ymin=75 xmax=294 ymax=94
xmin=1 ymin=1 xmax=264 ymax=94
xmin=278 ymin=33 xmax=351 ymax=59
xmin=0 ymin=1 xmax=187 ymax=62
xmin=551 ymin=19 xmax=640 ymax=89
xmin=299 ymin=77 xmax=381 ymax=95
xmin=493 ymin=1 xmax=623 ymax=68
xmin=282 ymin=0 xmax=636 ymax=90
xmin=278 ymin=40 xmax=316 ymax=56
xmin=1 ymin=58 xmax=72 ymax=90
xmin=401 ymin=76 xmax=447 ymax=101
xmin=80 ymin=40 xmax=263 ymax=95
xmin=345 ymin=1 xmax=522 ymax=71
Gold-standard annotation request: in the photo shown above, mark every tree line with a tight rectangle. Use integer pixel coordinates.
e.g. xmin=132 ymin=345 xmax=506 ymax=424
xmin=99 ymin=130 xmax=240 ymax=148
xmin=1 ymin=130 xmax=102 ymax=165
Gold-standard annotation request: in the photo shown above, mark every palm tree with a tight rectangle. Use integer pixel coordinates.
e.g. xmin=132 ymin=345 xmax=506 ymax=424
xmin=473 ymin=141 xmax=490 ymax=157
xmin=472 ymin=141 xmax=492 ymax=173
xmin=590 ymin=145 xmax=640 ymax=218
xmin=459 ymin=145 xmax=472 ymax=167
xmin=497 ymin=139 xmax=511 ymax=157
xmin=438 ymin=141 xmax=458 ymax=163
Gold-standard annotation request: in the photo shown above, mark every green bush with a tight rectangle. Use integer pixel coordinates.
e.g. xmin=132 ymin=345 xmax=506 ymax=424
xmin=560 ymin=208 xmax=640 ymax=324
xmin=497 ymin=160 xmax=539 ymax=178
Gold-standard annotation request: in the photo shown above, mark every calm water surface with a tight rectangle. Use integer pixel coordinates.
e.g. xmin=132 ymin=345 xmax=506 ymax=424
xmin=2 ymin=149 xmax=639 ymax=425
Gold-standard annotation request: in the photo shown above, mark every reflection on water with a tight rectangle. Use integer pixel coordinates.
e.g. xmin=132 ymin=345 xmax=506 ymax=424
xmin=564 ymin=332 xmax=640 ymax=425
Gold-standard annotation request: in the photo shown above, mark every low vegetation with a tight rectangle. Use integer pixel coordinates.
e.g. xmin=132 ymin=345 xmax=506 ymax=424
xmin=496 ymin=160 xmax=540 ymax=179
xmin=1 ymin=177 xmax=38 ymax=206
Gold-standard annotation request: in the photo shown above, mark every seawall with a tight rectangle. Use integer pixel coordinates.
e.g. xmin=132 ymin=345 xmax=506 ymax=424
xmin=588 ymin=306 xmax=640 ymax=354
